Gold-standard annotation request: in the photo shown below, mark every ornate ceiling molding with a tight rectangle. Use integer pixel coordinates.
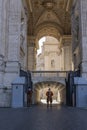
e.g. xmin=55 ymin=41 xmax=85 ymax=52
xmin=35 ymin=22 xmax=63 ymax=37
xmin=41 ymin=0 xmax=56 ymax=10
xmin=35 ymin=23 xmax=63 ymax=49
xmin=36 ymin=10 xmax=61 ymax=27
xmin=27 ymin=0 xmax=72 ymax=41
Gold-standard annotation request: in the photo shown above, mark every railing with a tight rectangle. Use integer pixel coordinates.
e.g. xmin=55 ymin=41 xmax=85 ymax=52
xmin=31 ymin=71 xmax=69 ymax=78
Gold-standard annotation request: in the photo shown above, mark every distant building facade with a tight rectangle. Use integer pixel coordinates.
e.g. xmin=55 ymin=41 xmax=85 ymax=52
xmin=36 ymin=36 xmax=72 ymax=71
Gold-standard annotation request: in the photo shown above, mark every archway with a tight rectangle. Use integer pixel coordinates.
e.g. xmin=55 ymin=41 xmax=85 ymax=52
xmin=35 ymin=23 xmax=62 ymax=50
xmin=26 ymin=0 xmax=73 ymax=108
xmin=33 ymin=81 xmax=66 ymax=105
xmin=0 ymin=0 xmax=84 ymax=108
xmin=31 ymin=33 xmax=72 ymax=106
xmin=36 ymin=36 xmax=64 ymax=71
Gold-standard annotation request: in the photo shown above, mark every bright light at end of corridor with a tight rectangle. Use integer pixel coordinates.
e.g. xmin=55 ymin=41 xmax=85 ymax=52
xmin=41 ymin=99 xmax=59 ymax=104
xmin=37 ymin=37 xmax=46 ymax=55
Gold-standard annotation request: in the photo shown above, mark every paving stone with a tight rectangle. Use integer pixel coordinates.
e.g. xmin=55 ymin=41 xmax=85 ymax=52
xmin=0 ymin=105 xmax=87 ymax=130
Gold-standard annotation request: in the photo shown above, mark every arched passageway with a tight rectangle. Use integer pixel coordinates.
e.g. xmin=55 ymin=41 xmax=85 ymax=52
xmin=0 ymin=0 xmax=85 ymax=109
xmin=33 ymin=81 xmax=66 ymax=105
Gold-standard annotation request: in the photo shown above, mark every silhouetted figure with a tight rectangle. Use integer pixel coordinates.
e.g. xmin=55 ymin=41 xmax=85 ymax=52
xmin=27 ymin=88 xmax=33 ymax=107
xmin=46 ymin=88 xmax=53 ymax=108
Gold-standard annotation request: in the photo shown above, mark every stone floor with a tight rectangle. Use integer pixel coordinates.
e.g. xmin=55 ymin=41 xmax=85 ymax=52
xmin=0 ymin=105 xmax=87 ymax=130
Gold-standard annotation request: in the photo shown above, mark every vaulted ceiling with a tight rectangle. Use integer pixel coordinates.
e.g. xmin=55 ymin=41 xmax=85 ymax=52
xmin=26 ymin=0 xmax=73 ymax=40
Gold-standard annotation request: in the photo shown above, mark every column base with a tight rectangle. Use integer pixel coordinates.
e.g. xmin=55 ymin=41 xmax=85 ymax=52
xmin=0 ymin=61 xmax=20 ymax=107
xmin=0 ymin=89 xmax=11 ymax=107
xmin=74 ymin=77 xmax=87 ymax=108
xmin=81 ymin=61 xmax=87 ymax=78
xmin=4 ymin=61 xmax=20 ymax=87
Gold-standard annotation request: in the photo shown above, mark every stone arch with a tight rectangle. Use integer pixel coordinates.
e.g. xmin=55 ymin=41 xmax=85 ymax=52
xmin=34 ymin=22 xmax=63 ymax=49
xmin=35 ymin=22 xmax=63 ymax=38
xmin=33 ymin=81 xmax=66 ymax=104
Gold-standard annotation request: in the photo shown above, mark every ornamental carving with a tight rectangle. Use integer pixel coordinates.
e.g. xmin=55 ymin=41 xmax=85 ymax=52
xmin=42 ymin=0 xmax=56 ymax=10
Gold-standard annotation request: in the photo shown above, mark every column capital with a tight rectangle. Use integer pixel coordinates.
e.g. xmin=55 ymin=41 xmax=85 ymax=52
xmin=61 ymin=35 xmax=72 ymax=47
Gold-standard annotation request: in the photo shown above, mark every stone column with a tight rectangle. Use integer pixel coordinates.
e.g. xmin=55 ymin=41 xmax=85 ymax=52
xmin=0 ymin=0 xmax=3 ymax=55
xmin=71 ymin=0 xmax=81 ymax=71
xmin=27 ymin=36 xmax=36 ymax=70
xmin=0 ymin=0 xmax=11 ymax=107
xmin=4 ymin=0 xmax=22 ymax=87
xmin=1 ymin=0 xmax=23 ymax=107
xmin=20 ymin=7 xmax=28 ymax=70
xmin=62 ymin=36 xmax=72 ymax=71
xmin=8 ymin=0 xmax=21 ymax=61
xmin=79 ymin=0 xmax=87 ymax=77
xmin=0 ymin=0 xmax=4 ymax=87
xmin=0 ymin=0 xmax=8 ymax=87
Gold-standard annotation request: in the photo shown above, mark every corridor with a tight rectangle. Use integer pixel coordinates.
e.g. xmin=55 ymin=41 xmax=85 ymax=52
xmin=0 ymin=105 xmax=87 ymax=130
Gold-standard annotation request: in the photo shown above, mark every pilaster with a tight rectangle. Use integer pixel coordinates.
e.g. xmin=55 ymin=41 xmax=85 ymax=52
xmin=7 ymin=0 xmax=21 ymax=61
xmin=20 ymin=3 xmax=28 ymax=70
xmin=62 ymin=35 xmax=72 ymax=71
xmin=0 ymin=0 xmax=8 ymax=88
xmin=0 ymin=0 xmax=3 ymax=54
xmin=4 ymin=0 xmax=22 ymax=87
xmin=79 ymin=0 xmax=87 ymax=77
xmin=27 ymin=36 xmax=36 ymax=70
xmin=0 ymin=0 xmax=4 ymax=88
xmin=0 ymin=0 xmax=12 ymax=107
xmin=71 ymin=0 xmax=81 ymax=71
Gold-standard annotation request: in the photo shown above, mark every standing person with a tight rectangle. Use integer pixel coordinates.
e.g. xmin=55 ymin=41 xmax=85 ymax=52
xmin=46 ymin=88 xmax=53 ymax=108
xmin=27 ymin=88 xmax=33 ymax=107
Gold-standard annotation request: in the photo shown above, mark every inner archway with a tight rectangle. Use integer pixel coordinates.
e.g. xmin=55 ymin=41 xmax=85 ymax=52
xmin=33 ymin=82 xmax=66 ymax=105
xmin=36 ymin=35 xmax=72 ymax=71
